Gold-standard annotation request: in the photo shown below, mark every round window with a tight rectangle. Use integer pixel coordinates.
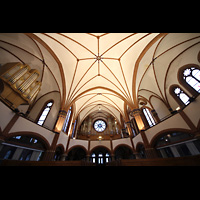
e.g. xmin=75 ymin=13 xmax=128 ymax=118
xmin=94 ymin=120 xmax=106 ymax=132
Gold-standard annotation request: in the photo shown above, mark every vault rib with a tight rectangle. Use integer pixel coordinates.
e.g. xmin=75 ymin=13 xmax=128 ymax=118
xmin=69 ymin=75 xmax=98 ymax=101
xmin=71 ymin=86 xmax=131 ymax=109
xmin=67 ymin=60 xmax=79 ymax=100
xmin=101 ymin=60 xmax=130 ymax=99
xmin=68 ymin=60 xmax=97 ymax=100
xmin=118 ymin=59 xmax=132 ymax=100
xmin=100 ymin=74 xmax=129 ymax=99
xmin=101 ymin=33 xmax=136 ymax=56
xmin=42 ymin=33 xmax=78 ymax=59
xmin=77 ymin=102 xmax=123 ymax=126
xmin=132 ymin=33 xmax=167 ymax=104
xmin=119 ymin=33 xmax=151 ymax=59
xmin=58 ymin=33 xmax=96 ymax=57
xmin=102 ymin=94 xmax=123 ymax=114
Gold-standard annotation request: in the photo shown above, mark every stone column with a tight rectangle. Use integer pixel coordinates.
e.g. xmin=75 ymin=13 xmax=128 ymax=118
xmin=140 ymin=130 xmax=158 ymax=159
xmin=54 ymin=110 xmax=68 ymax=133
xmin=130 ymin=109 xmax=146 ymax=131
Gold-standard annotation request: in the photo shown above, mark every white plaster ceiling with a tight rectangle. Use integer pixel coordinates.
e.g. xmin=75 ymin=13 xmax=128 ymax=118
xmin=1 ymin=33 xmax=200 ymax=126
xmin=29 ymin=33 xmax=160 ymax=125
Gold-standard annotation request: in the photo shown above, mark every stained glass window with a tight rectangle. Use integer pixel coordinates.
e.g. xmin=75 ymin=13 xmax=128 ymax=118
xmin=183 ymin=67 xmax=200 ymax=93
xmin=94 ymin=120 xmax=106 ymax=132
xmin=174 ymin=87 xmax=190 ymax=105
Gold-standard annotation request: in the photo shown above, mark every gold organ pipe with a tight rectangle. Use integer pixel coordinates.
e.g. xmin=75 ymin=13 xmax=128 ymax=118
xmin=9 ymin=66 xmax=29 ymax=84
xmin=18 ymin=72 xmax=38 ymax=92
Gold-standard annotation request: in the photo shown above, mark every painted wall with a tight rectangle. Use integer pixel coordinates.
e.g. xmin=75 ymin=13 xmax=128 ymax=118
xmin=112 ymin=138 xmax=132 ymax=150
xmin=183 ymin=94 xmax=200 ymax=127
xmin=90 ymin=140 xmax=111 ymax=152
xmin=1 ymin=92 xmax=200 ymax=156
xmin=145 ymin=112 xmax=190 ymax=144
xmin=8 ymin=116 xmax=55 ymax=146
xmin=0 ymin=101 xmax=15 ymax=131
xmin=28 ymin=92 xmax=60 ymax=130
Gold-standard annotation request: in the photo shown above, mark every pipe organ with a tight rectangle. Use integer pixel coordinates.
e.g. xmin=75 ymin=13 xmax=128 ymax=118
xmin=0 ymin=62 xmax=41 ymax=109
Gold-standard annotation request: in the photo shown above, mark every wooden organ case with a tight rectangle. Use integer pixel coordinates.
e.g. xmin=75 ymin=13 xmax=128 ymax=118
xmin=0 ymin=62 xmax=41 ymax=109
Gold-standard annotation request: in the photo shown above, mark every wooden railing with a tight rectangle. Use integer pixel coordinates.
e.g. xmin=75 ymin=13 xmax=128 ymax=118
xmin=107 ymin=155 xmax=200 ymax=166
xmin=1 ymin=155 xmax=200 ymax=166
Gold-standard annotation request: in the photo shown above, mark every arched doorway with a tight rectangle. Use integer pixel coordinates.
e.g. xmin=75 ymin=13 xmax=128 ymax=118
xmin=136 ymin=143 xmax=146 ymax=159
xmin=90 ymin=146 xmax=111 ymax=166
xmin=0 ymin=133 xmax=49 ymax=161
xmin=114 ymin=145 xmax=135 ymax=160
xmin=67 ymin=146 xmax=87 ymax=161
xmin=54 ymin=145 xmax=64 ymax=161
xmin=151 ymin=130 xmax=200 ymax=158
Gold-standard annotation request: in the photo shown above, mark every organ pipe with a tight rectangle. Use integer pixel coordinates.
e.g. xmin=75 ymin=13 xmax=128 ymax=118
xmin=0 ymin=62 xmax=42 ymax=108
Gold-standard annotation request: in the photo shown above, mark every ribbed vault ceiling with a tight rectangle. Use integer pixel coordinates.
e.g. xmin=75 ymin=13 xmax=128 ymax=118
xmin=1 ymin=33 xmax=199 ymax=127
xmin=29 ymin=33 xmax=161 ymax=125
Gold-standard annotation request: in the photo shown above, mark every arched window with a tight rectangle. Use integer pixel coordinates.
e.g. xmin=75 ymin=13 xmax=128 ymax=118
xmin=72 ymin=119 xmax=77 ymax=138
xmin=174 ymin=87 xmax=190 ymax=106
xmin=98 ymin=153 xmax=103 ymax=164
xmin=91 ymin=153 xmax=96 ymax=163
xmin=90 ymin=147 xmax=111 ymax=165
xmin=170 ymin=84 xmax=192 ymax=108
xmin=37 ymin=101 xmax=53 ymax=126
xmin=142 ymin=108 xmax=156 ymax=127
xmin=183 ymin=67 xmax=200 ymax=93
xmin=62 ymin=107 xmax=72 ymax=132
xmin=153 ymin=131 xmax=198 ymax=158
xmin=105 ymin=153 xmax=110 ymax=163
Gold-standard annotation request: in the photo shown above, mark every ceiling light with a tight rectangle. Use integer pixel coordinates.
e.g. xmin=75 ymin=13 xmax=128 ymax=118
xmin=98 ymin=136 xmax=102 ymax=140
xmin=176 ymin=106 xmax=180 ymax=111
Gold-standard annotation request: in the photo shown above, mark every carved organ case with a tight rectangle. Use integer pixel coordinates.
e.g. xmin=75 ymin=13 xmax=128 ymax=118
xmin=0 ymin=62 xmax=41 ymax=109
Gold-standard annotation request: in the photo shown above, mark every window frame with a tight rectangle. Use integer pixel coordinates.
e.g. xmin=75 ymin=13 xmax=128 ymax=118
xmin=93 ymin=119 xmax=107 ymax=132
xmin=178 ymin=64 xmax=200 ymax=98
xmin=62 ymin=107 xmax=72 ymax=133
xmin=36 ymin=100 xmax=54 ymax=126
xmin=142 ymin=107 xmax=156 ymax=127
xmin=169 ymin=84 xmax=191 ymax=108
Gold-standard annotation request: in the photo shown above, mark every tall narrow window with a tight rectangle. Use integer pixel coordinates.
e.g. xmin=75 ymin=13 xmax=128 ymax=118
xmin=174 ymin=87 xmax=190 ymax=105
xmin=91 ymin=153 xmax=96 ymax=163
xmin=142 ymin=108 xmax=156 ymax=127
xmin=183 ymin=67 xmax=200 ymax=93
xmin=72 ymin=119 xmax=77 ymax=138
xmin=98 ymin=153 xmax=103 ymax=164
xmin=37 ymin=101 xmax=53 ymax=126
xmin=105 ymin=153 xmax=110 ymax=163
xmin=62 ymin=107 xmax=72 ymax=132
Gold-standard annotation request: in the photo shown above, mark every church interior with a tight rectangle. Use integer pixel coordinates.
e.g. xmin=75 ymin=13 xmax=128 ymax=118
xmin=1 ymin=33 xmax=200 ymax=166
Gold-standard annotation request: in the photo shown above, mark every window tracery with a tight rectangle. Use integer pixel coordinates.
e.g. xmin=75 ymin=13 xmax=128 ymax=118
xmin=94 ymin=120 xmax=107 ymax=132
xmin=174 ymin=87 xmax=190 ymax=105
xmin=183 ymin=67 xmax=200 ymax=93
